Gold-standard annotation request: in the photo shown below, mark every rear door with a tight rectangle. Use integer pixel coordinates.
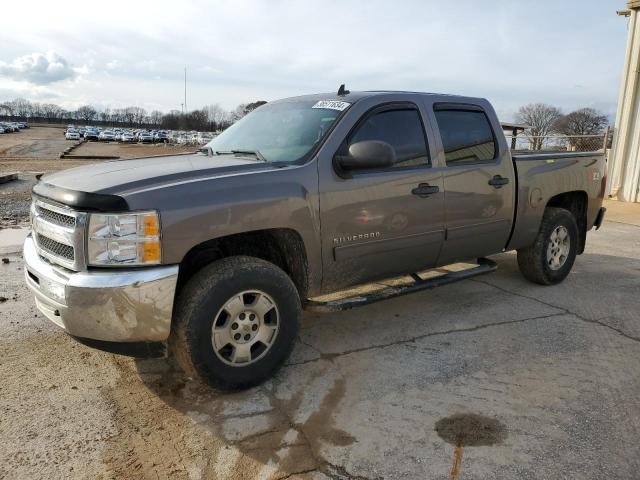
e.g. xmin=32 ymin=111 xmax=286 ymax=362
xmin=319 ymin=102 xmax=445 ymax=291
xmin=430 ymin=103 xmax=515 ymax=264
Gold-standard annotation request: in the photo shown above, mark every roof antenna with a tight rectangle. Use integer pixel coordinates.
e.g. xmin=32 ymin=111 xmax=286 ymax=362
xmin=337 ymin=84 xmax=350 ymax=96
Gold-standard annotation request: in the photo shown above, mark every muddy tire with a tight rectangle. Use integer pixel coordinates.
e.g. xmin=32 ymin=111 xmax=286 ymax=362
xmin=517 ymin=207 xmax=578 ymax=285
xmin=170 ymin=256 xmax=301 ymax=390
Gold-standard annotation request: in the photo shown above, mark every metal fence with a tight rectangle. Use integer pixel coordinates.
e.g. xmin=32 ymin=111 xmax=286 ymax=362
xmin=505 ymin=134 xmax=610 ymax=153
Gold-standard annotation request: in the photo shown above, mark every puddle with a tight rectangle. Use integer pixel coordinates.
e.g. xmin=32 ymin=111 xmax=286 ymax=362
xmin=435 ymin=413 xmax=507 ymax=447
xmin=435 ymin=413 xmax=507 ymax=479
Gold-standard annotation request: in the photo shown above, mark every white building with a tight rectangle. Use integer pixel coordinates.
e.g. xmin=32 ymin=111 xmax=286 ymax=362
xmin=609 ymin=1 xmax=640 ymax=202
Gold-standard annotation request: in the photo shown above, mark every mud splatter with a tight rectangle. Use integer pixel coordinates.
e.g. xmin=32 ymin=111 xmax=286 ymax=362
xmin=299 ymin=377 xmax=355 ymax=448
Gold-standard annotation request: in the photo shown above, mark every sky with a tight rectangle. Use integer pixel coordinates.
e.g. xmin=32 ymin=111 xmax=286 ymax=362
xmin=0 ymin=0 xmax=630 ymax=121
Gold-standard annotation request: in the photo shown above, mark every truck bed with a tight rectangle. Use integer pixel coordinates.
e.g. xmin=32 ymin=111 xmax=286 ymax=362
xmin=508 ymin=150 xmax=606 ymax=251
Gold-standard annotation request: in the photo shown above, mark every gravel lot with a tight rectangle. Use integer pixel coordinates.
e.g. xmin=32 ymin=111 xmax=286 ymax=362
xmin=0 ymin=174 xmax=37 ymax=228
xmin=0 ymin=201 xmax=639 ymax=480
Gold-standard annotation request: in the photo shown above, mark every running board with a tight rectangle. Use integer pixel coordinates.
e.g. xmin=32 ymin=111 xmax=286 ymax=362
xmin=304 ymin=258 xmax=497 ymax=313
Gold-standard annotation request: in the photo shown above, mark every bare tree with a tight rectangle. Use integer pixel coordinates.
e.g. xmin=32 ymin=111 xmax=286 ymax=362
xmin=150 ymin=110 xmax=163 ymax=126
xmin=0 ymin=95 xmax=242 ymax=132
xmin=131 ymin=107 xmax=147 ymax=126
xmin=77 ymin=105 xmax=97 ymax=123
xmin=99 ymin=108 xmax=111 ymax=123
xmin=123 ymin=107 xmax=137 ymax=126
xmin=0 ymin=101 xmax=14 ymax=116
xmin=204 ymin=103 xmax=229 ymax=130
xmin=185 ymin=109 xmax=208 ymax=131
xmin=42 ymin=103 xmax=63 ymax=122
xmin=515 ymin=103 xmax=562 ymax=150
xmin=12 ymin=98 xmax=32 ymax=120
xmin=555 ymin=108 xmax=608 ymax=135
xmin=112 ymin=108 xmax=126 ymax=124
xmin=555 ymin=108 xmax=609 ymax=151
xmin=30 ymin=102 xmax=43 ymax=119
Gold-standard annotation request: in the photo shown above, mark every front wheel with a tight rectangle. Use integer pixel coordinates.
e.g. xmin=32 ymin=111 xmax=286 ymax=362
xmin=170 ymin=256 xmax=301 ymax=390
xmin=517 ymin=207 xmax=579 ymax=285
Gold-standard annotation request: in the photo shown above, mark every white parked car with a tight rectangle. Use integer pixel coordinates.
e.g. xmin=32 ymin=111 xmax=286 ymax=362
xmin=120 ymin=132 xmax=137 ymax=143
xmin=138 ymin=132 xmax=154 ymax=143
xmin=65 ymin=130 xmax=80 ymax=140
xmin=99 ymin=130 xmax=116 ymax=142
xmin=196 ymin=133 xmax=214 ymax=144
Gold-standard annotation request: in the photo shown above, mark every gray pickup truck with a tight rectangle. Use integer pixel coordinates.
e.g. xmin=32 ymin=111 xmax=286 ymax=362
xmin=24 ymin=89 xmax=607 ymax=389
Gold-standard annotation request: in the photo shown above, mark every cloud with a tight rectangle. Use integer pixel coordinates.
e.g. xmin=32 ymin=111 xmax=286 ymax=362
xmin=0 ymin=52 xmax=76 ymax=84
xmin=0 ymin=1 xmax=626 ymax=117
xmin=105 ymin=60 xmax=120 ymax=70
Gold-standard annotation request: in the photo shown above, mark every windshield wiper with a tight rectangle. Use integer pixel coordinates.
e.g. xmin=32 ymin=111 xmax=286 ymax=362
xmin=214 ymin=149 xmax=267 ymax=162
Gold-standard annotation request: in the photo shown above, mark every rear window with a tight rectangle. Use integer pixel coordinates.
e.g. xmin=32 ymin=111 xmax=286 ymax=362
xmin=434 ymin=109 xmax=496 ymax=165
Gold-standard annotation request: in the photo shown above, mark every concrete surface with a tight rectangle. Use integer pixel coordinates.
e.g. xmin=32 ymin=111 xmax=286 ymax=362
xmin=604 ymin=198 xmax=640 ymax=226
xmin=0 ymin=227 xmax=29 ymax=254
xmin=0 ymin=204 xmax=639 ymax=480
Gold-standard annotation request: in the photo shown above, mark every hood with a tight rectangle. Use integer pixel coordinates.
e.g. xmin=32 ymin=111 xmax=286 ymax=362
xmin=39 ymin=153 xmax=274 ymax=195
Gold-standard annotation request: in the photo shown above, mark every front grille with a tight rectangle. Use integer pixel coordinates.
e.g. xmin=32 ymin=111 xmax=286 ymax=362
xmin=36 ymin=205 xmax=76 ymax=228
xmin=32 ymin=198 xmax=86 ymax=270
xmin=36 ymin=234 xmax=75 ymax=261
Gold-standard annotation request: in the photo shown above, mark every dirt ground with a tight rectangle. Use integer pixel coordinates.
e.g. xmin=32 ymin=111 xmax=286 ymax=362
xmin=72 ymin=139 xmax=195 ymax=159
xmin=0 ymin=125 xmax=195 ymax=172
xmin=0 ymin=200 xmax=639 ymax=480
xmin=0 ymin=126 xmax=196 ymax=228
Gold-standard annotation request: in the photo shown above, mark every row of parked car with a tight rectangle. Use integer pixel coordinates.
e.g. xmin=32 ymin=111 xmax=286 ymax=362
xmin=65 ymin=125 xmax=169 ymax=143
xmin=64 ymin=125 xmax=216 ymax=145
xmin=0 ymin=121 xmax=29 ymax=133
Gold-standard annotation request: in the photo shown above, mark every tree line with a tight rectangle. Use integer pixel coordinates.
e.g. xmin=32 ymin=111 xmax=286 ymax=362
xmin=515 ymin=103 xmax=610 ymax=151
xmin=0 ymin=97 xmax=610 ymax=147
xmin=0 ymin=98 xmax=268 ymax=132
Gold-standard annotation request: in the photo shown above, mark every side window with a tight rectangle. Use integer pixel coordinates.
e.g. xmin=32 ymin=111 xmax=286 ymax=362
xmin=433 ymin=109 xmax=496 ymax=165
xmin=348 ymin=109 xmax=430 ymax=169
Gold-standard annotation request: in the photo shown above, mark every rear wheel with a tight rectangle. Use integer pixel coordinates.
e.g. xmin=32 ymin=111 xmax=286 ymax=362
xmin=170 ymin=256 xmax=300 ymax=390
xmin=517 ymin=207 xmax=578 ymax=285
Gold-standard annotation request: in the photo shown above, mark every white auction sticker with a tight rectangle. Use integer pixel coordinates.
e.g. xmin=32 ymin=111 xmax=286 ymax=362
xmin=312 ymin=100 xmax=351 ymax=111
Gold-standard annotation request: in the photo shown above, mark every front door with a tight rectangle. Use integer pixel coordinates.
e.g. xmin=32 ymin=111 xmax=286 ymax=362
xmin=431 ymin=104 xmax=515 ymax=264
xmin=319 ymin=104 xmax=445 ymax=292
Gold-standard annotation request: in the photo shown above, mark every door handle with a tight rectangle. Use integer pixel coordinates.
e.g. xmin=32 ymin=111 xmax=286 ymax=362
xmin=411 ymin=183 xmax=440 ymax=198
xmin=488 ymin=175 xmax=509 ymax=188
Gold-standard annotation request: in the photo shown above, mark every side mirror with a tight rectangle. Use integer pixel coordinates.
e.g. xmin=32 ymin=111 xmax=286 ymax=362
xmin=335 ymin=140 xmax=396 ymax=176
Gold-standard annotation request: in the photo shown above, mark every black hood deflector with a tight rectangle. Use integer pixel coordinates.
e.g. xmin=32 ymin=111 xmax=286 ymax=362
xmin=33 ymin=182 xmax=129 ymax=211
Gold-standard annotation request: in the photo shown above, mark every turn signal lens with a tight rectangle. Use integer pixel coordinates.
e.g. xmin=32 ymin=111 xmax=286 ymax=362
xmin=143 ymin=214 xmax=159 ymax=236
xmin=142 ymin=240 xmax=161 ymax=263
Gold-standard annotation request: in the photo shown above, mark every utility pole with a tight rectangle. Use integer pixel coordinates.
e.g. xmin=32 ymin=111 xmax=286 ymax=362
xmin=184 ymin=67 xmax=187 ymax=114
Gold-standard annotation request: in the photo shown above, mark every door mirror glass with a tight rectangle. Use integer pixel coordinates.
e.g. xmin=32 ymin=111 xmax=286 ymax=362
xmin=336 ymin=140 xmax=396 ymax=172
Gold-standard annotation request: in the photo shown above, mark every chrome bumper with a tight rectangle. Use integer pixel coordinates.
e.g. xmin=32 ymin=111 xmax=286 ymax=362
xmin=23 ymin=235 xmax=178 ymax=342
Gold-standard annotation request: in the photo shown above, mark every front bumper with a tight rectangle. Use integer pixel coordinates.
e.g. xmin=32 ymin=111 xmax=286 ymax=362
xmin=23 ymin=235 xmax=178 ymax=342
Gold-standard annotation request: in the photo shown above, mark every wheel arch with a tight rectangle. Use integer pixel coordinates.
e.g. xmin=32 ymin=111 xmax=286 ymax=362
xmin=545 ymin=190 xmax=588 ymax=254
xmin=176 ymin=228 xmax=310 ymax=299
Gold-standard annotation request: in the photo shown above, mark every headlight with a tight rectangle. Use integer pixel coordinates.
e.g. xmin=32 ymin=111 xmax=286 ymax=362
xmin=87 ymin=211 xmax=161 ymax=266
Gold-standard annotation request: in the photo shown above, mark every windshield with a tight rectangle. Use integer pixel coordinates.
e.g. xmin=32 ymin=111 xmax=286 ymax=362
xmin=205 ymin=99 xmax=348 ymax=163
